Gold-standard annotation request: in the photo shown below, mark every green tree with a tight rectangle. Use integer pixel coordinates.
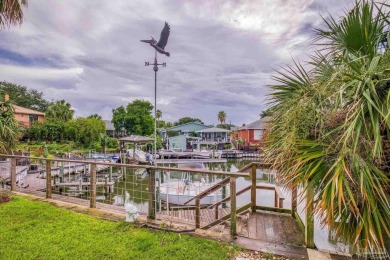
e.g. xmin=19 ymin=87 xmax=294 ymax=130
xmin=0 ymin=99 xmax=19 ymax=153
xmin=265 ymin=1 xmax=389 ymax=253
xmin=112 ymin=100 xmax=154 ymax=136
xmin=67 ymin=117 xmax=105 ymax=146
xmin=174 ymin=117 xmax=204 ymax=126
xmin=0 ymin=81 xmax=51 ymax=112
xmin=46 ymin=100 xmax=74 ymax=122
xmin=217 ymin=111 xmax=226 ymax=125
xmin=0 ymin=0 xmax=27 ymax=28
xmin=87 ymin=114 xmax=102 ymax=120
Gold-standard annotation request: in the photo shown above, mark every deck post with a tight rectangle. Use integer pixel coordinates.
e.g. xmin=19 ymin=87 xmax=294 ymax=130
xmin=10 ymin=158 xmax=16 ymax=191
xmin=305 ymin=180 xmax=315 ymax=248
xmin=250 ymin=164 xmax=257 ymax=212
xmin=291 ymin=186 xmax=297 ymax=218
xmin=90 ymin=163 xmax=97 ymax=208
xmin=214 ymin=204 xmax=219 ymax=220
xmin=104 ymin=176 xmax=108 ymax=194
xmin=274 ymin=190 xmax=278 ymax=208
xmin=195 ymin=197 xmax=200 ymax=228
xmin=278 ymin=197 xmax=284 ymax=208
xmin=230 ymin=176 xmax=237 ymax=236
xmin=148 ymin=168 xmax=156 ymax=220
xmin=222 ymin=185 xmax=227 ymax=208
xmin=46 ymin=161 xmax=52 ymax=199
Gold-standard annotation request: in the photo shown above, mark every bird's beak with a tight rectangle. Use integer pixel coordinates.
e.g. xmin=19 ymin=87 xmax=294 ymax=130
xmin=141 ymin=39 xmax=154 ymax=43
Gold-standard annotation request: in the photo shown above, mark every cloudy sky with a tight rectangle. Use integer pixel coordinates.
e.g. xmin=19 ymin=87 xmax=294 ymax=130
xmin=0 ymin=0 xmax=354 ymax=125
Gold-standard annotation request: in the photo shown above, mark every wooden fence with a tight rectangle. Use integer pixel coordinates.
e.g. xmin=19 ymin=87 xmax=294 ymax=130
xmin=0 ymin=154 xmax=315 ymax=248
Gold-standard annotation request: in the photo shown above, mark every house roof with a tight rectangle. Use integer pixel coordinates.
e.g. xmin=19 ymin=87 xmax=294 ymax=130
xmin=196 ymin=127 xmax=230 ymax=133
xmin=167 ymin=122 xmax=211 ymax=131
xmin=238 ymin=117 xmax=271 ymax=130
xmin=12 ymin=105 xmax=45 ymax=116
xmin=119 ymin=135 xmax=154 ymax=143
xmin=104 ymin=120 xmax=115 ymax=131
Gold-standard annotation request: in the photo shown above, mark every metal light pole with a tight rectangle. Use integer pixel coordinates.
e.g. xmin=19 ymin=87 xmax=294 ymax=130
xmin=145 ymin=51 xmax=166 ymax=165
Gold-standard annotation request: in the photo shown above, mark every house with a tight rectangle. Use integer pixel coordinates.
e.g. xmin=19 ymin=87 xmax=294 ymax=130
xmin=234 ymin=117 xmax=270 ymax=150
xmin=166 ymin=122 xmax=210 ymax=150
xmin=104 ymin=120 xmax=126 ymax=138
xmin=13 ymin=104 xmax=45 ymax=128
xmin=196 ymin=127 xmax=230 ymax=142
xmin=104 ymin=120 xmax=116 ymax=137
xmin=167 ymin=135 xmax=201 ymax=151
xmin=167 ymin=122 xmax=211 ymax=135
xmin=193 ymin=127 xmax=231 ymax=150
xmin=1 ymin=94 xmax=45 ymax=128
xmin=166 ymin=122 xmax=230 ymax=150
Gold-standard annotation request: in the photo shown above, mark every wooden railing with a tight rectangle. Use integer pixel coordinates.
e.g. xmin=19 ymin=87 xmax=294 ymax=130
xmin=0 ymin=155 xmax=314 ymax=247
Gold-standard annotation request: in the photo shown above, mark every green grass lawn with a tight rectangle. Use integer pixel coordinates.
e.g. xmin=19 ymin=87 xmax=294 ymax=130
xmin=0 ymin=196 xmax=239 ymax=259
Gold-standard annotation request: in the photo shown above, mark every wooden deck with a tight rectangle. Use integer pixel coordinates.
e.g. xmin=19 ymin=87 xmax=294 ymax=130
xmin=247 ymin=211 xmax=305 ymax=246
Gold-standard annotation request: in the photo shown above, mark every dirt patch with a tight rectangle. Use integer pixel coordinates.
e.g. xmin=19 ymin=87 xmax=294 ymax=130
xmin=0 ymin=190 xmax=11 ymax=204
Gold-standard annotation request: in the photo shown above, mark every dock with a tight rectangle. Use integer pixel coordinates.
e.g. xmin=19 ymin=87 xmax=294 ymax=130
xmin=155 ymin=158 xmax=227 ymax=164
xmin=220 ymin=150 xmax=260 ymax=159
xmin=36 ymin=163 xmax=110 ymax=178
xmin=54 ymin=181 xmax=115 ymax=188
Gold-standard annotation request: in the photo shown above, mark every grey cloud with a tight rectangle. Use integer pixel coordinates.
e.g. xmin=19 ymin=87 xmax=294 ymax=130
xmin=0 ymin=0 xmax=357 ymax=125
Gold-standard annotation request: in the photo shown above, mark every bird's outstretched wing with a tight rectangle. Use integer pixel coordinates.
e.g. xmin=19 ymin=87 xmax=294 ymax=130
xmin=157 ymin=22 xmax=170 ymax=50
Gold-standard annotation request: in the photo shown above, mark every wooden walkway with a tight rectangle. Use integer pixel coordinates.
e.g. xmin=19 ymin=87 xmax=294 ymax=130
xmin=158 ymin=207 xmax=230 ymax=226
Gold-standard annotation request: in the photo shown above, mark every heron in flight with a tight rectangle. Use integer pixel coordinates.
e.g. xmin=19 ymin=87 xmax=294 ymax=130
xmin=141 ymin=22 xmax=171 ymax=57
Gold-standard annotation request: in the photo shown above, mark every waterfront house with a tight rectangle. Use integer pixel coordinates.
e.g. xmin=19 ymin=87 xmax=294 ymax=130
xmin=234 ymin=117 xmax=270 ymax=150
xmin=196 ymin=127 xmax=230 ymax=142
xmin=167 ymin=122 xmax=211 ymax=135
xmin=166 ymin=122 xmax=210 ymax=150
xmin=166 ymin=122 xmax=231 ymax=150
xmin=13 ymin=104 xmax=45 ymax=128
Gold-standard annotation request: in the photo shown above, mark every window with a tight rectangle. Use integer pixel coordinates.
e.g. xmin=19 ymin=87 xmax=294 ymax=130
xmin=29 ymin=115 xmax=39 ymax=127
xmin=253 ymin=130 xmax=263 ymax=140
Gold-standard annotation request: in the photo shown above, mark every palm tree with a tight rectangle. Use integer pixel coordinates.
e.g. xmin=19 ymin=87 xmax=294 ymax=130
xmin=0 ymin=99 xmax=20 ymax=153
xmin=265 ymin=1 xmax=389 ymax=254
xmin=46 ymin=100 xmax=74 ymax=122
xmin=87 ymin=114 xmax=102 ymax=120
xmin=0 ymin=0 xmax=28 ymax=28
xmin=217 ymin=111 xmax=226 ymax=125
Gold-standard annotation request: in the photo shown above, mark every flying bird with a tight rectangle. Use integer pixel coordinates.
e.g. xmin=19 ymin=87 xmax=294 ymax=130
xmin=141 ymin=22 xmax=171 ymax=57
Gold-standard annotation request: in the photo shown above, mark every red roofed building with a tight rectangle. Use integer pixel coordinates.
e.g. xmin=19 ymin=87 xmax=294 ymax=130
xmin=233 ymin=117 xmax=270 ymax=151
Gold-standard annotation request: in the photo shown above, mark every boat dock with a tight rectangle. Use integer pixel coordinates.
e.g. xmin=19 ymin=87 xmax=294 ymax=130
xmin=155 ymin=158 xmax=227 ymax=164
xmin=0 ymin=162 xmax=28 ymax=186
xmin=220 ymin=150 xmax=260 ymax=159
xmin=54 ymin=181 xmax=115 ymax=188
xmin=36 ymin=162 xmax=110 ymax=178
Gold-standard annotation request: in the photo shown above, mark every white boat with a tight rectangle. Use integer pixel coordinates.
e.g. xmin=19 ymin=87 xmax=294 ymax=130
xmin=192 ymin=149 xmax=222 ymax=159
xmin=159 ymin=179 xmax=223 ymax=206
xmin=127 ymin=149 xmax=159 ymax=164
